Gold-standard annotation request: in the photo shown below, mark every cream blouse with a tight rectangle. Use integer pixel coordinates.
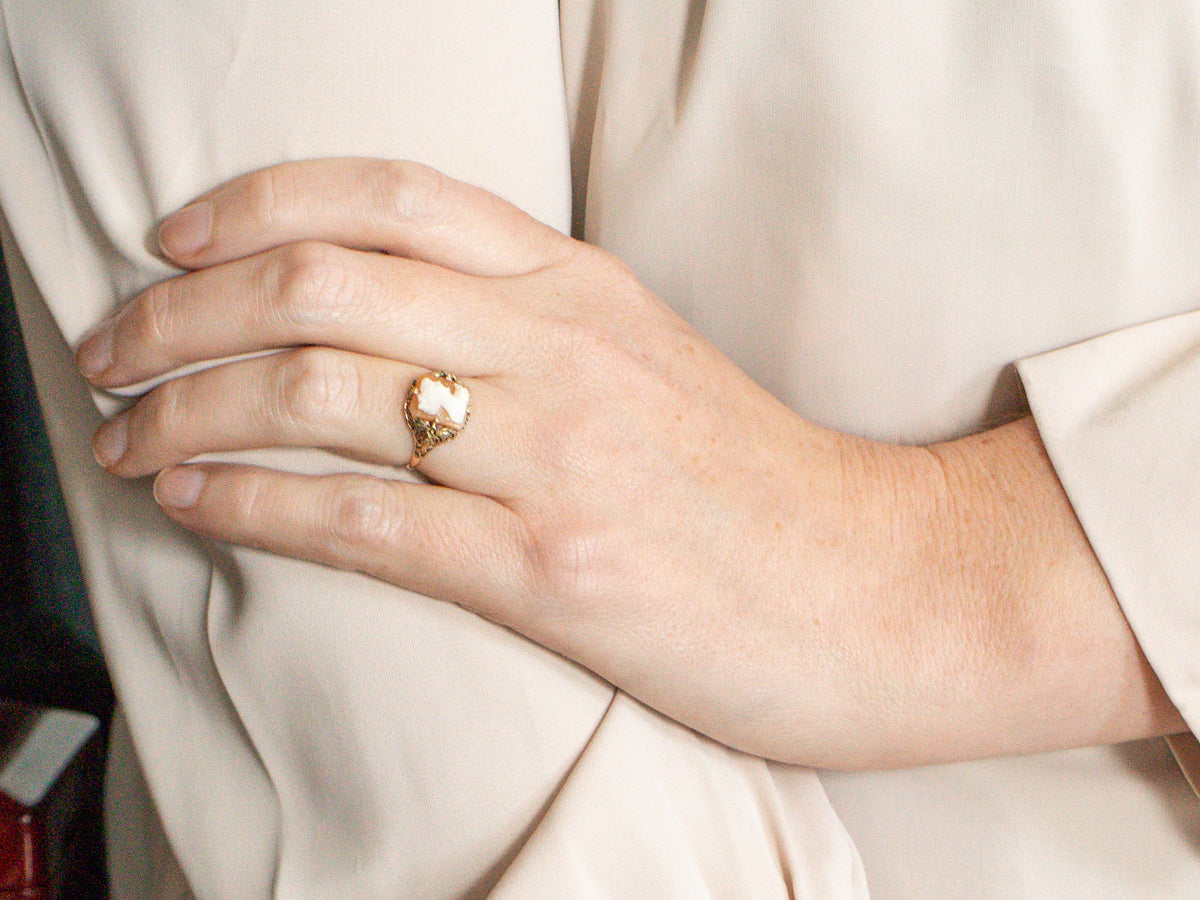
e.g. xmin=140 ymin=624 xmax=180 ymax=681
xmin=2 ymin=0 xmax=1199 ymax=896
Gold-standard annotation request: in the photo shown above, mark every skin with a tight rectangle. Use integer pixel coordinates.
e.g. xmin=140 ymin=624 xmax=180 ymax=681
xmin=78 ymin=159 xmax=1184 ymax=770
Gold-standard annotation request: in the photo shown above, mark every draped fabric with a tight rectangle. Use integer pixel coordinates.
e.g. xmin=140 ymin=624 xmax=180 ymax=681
xmin=2 ymin=1 xmax=1200 ymax=896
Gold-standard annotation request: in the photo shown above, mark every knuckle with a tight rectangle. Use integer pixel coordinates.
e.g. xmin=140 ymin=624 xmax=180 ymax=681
xmin=571 ymin=243 xmax=657 ymax=320
xmin=130 ymin=279 xmax=178 ymax=346
xmin=521 ymin=521 xmax=612 ymax=612
xmin=328 ymin=478 xmax=405 ymax=561
xmin=146 ymin=378 xmax=188 ymax=437
xmin=273 ymin=347 xmax=361 ymax=431
xmin=267 ymin=241 xmax=354 ymax=327
xmin=538 ymin=316 xmax=598 ymax=371
xmin=366 ymin=159 xmax=447 ymax=225
xmin=584 ymin=242 xmax=639 ymax=287
xmin=560 ymin=237 xmax=608 ymax=275
xmin=231 ymin=472 xmax=273 ymax=531
xmin=537 ymin=317 xmax=625 ymax=395
xmin=243 ymin=166 xmax=295 ymax=228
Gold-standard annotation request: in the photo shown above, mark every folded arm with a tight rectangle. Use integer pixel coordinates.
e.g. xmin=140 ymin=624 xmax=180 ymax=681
xmin=78 ymin=159 xmax=1185 ymax=769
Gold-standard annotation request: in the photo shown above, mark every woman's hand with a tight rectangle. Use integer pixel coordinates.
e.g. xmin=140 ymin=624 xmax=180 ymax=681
xmin=77 ymin=159 xmax=1182 ymax=768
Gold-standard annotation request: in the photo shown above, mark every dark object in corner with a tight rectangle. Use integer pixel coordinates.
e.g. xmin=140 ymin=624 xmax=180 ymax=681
xmin=1 ymin=252 xmax=111 ymax=897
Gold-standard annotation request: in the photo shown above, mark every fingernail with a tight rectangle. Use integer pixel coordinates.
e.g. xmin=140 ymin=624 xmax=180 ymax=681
xmin=92 ymin=416 xmax=128 ymax=468
xmin=77 ymin=323 xmax=114 ymax=378
xmin=154 ymin=466 xmax=205 ymax=509
xmin=158 ymin=200 xmax=213 ymax=258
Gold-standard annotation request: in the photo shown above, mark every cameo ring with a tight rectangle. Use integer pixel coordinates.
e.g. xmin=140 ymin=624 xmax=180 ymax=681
xmin=404 ymin=371 xmax=471 ymax=469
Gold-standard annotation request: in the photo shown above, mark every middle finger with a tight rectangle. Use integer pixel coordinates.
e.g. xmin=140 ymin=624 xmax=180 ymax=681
xmin=78 ymin=242 xmax=520 ymax=390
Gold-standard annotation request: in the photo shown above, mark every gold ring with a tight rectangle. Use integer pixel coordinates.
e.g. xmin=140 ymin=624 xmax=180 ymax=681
xmin=404 ymin=371 xmax=471 ymax=469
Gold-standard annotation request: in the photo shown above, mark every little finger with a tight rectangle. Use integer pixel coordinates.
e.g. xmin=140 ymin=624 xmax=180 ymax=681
xmin=152 ymin=464 xmax=533 ymax=625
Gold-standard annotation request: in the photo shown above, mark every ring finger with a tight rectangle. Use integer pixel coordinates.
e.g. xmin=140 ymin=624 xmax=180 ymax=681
xmin=92 ymin=347 xmax=523 ymax=496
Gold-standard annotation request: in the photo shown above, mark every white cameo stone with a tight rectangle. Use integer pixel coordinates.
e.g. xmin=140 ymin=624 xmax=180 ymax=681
xmin=416 ymin=377 xmax=470 ymax=425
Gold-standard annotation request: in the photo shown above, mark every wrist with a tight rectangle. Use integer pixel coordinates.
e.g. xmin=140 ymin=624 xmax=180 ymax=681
xmin=828 ymin=417 xmax=1184 ymax=767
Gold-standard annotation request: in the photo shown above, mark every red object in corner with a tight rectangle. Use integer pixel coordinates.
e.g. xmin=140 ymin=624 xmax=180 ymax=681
xmin=0 ymin=793 xmax=42 ymax=900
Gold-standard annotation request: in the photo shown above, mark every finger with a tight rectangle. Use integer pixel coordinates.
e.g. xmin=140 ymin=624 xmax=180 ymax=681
xmin=152 ymin=463 xmax=532 ymax=626
xmin=77 ymin=241 xmax=522 ymax=389
xmin=158 ymin=158 xmax=566 ymax=277
xmin=94 ymin=348 xmax=523 ymax=495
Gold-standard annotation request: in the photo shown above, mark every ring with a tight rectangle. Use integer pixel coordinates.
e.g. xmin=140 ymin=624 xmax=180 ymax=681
xmin=404 ymin=370 xmax=471 ymax=469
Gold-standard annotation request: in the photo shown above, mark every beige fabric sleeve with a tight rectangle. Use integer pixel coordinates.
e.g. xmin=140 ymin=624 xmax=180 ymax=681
xmin=1018 ymin=310 xmax=1200 ymax=787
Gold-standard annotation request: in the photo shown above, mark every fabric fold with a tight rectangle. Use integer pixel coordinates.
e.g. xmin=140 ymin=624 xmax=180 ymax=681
xmin=490 ymin=693 xmax=867 ymax=899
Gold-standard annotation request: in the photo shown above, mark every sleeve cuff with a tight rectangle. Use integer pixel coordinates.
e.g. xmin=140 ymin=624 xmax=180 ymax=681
xmin=1017 ymin=308 xmax=1200 ymax=746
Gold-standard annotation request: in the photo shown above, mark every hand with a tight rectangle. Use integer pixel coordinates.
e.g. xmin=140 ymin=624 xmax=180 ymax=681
xmin=78 ymin=160 xmax=1183 ymax=768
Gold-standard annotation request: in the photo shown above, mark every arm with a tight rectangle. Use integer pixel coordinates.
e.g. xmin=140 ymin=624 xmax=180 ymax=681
xmin=79 ymin=159 xmax=1185 ymax=770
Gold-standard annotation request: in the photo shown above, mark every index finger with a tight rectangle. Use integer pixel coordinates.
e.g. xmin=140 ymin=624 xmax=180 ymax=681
xmin=158 ymin=159 xmax=565 ymax=277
